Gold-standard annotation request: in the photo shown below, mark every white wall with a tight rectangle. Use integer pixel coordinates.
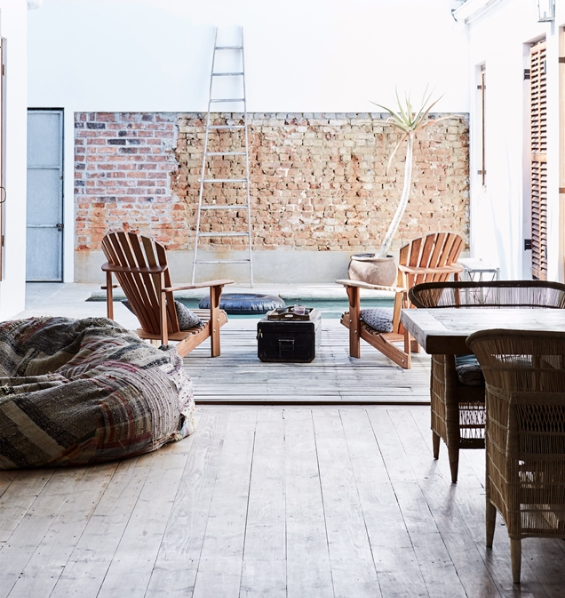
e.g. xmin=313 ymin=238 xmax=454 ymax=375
xmin=26 ymin=0 xmax=470 ymax=283
xmin=0 ymin=0 xmax=28 ymax=319
xmin=28 ymin=0 xmax=469 ymax=113
xmin=466 ymin=0 xmax=564 ymax=281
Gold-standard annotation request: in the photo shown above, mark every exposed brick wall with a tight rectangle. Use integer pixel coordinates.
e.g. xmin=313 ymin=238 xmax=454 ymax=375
xmin=75 ymin=112 xmax=187 ymax=251
xmin=75 ymin=111 xmax=469 ymax=258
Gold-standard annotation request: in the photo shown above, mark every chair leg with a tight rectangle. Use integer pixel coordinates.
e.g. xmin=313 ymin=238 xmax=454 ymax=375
xmin=432 ymin=431 xmax=440 ymax=459
xmin=105 ymin=272 xmax=114 ymax=320
xmin=346 ymin=286 xmax=361 ymax=358
xmin=486 ymin=500 xmax=496 ymax=548
xmin=510 ymin=538 xmax=521 ymax=584
xmin=209 ymin=284 xmax=223 ymax=357
xmin=447 ymin=443 xmax=459 ymax=483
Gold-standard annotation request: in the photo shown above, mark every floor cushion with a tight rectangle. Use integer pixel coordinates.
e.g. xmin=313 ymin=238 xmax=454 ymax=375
xmin=0 ymin=316 xmax=195 ymax=469
xmin=199 ymin=293 xmax=285 ymax=315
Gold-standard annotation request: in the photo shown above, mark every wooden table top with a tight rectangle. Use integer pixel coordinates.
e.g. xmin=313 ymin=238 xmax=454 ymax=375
xmin=401 ymin=307 xmax=565 ymax=354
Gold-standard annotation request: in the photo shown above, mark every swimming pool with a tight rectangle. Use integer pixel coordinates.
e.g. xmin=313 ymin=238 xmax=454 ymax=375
xmin=178 ymin=297 xmax=394 ymax=319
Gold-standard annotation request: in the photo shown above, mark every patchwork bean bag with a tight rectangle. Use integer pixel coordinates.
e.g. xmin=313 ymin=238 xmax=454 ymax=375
xmin=0 ymin=316 xmax=195 ymax=468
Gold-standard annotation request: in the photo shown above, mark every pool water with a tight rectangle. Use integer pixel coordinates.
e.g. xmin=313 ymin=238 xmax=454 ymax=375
xmin=178 ymin=297 xmax=394 ymax=319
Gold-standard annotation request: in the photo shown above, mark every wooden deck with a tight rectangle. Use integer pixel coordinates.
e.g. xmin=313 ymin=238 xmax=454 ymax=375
xmin=1 ymin=405 xmax=564 ymax=597
xmin=1 ymin=319 xmax=565 ymax=596
xmin=185 ymin=319 xmax=431 ymax=404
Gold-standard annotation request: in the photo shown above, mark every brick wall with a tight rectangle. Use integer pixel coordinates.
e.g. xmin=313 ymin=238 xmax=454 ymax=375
xmin=173 ymin=112 xmax=469 ymax=253
xmin=75 ymin=112 xmax=469 ymax=279
xmin=75 ymin=112 xmax=186 ymax=251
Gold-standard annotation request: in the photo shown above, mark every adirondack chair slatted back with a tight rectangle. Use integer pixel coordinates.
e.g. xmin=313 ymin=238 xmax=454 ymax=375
xmin=398 ymin=232 xmax=464 ymax=289
xmin=101 ymin=231 xmax=180 ymax=336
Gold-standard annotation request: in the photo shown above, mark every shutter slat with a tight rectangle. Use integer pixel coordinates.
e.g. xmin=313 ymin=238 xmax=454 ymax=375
xmin=530 ymin=40 xmax=548 ymax=280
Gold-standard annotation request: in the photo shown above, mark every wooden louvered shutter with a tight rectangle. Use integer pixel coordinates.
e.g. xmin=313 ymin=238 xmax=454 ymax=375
xmin=0 ymin=39 xmax=5 ymax=280
xmin=0 ymin=39 xmax=5 ymax=279
xmin=530 ymin=40 xmax=548 ymax=280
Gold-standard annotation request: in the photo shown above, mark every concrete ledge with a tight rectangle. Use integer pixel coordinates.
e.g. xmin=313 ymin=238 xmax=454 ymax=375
xmin=89 ymin=282 xmax=395 ymax=302
xmin=77 ymin=250 xmax=360 ymax=285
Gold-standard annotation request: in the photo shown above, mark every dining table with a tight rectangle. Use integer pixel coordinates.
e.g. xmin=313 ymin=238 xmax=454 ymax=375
xmin=400 ymin=307 xmax=565 ymax=355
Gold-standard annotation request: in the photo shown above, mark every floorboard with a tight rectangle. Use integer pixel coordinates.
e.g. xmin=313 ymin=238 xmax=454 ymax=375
xmin=1 ymin=403 xmax=565 ymax=597
xmin=185 ymin=320 xmax=431 ymax=404
xmin=284 ymin=409 xmax=333 ymax=598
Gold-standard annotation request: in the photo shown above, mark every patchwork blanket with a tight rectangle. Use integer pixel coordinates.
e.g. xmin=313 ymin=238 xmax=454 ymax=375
xmin=0 ymin=317 xmax=195 ymax=468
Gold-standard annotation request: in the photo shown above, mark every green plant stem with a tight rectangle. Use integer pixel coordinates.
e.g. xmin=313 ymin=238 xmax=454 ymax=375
xmin=377 ymin=134 xmax=413 ymax=258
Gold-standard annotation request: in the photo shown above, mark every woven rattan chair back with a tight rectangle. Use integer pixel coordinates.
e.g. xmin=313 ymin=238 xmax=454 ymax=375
xmin=407 ymin=279 xmax=565 ymax=483
xmin=409 ymin=280 xmax=565 ymax=309
xmin=467 ymin=329 xmax=565 ymax=583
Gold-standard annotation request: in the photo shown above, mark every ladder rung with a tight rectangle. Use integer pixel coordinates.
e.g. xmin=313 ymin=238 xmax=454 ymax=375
xmin=201 ymin=204 xmax=244 ymax=210
xmin=205 ymin=151 xmax=246 ymax=156
xmin=197 ymin=232 xmax=250 ymax=237
xmin=202 ymin=178 xmax=247 ymax=183
xmin=212 ymin=72 xmax=244 ymax=76
xmin=215 ymin=46 xmax=243 ymax=50
xmin=208 ymin=125 xmax=246 ymax=130
xmin=196 ymin=259 xmax=251 ymax=264
xmin=210 ymin=98 xmax=245 ymax=103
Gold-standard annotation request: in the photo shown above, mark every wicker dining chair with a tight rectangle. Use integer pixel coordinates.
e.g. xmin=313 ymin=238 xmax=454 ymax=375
xmin=408 ymin=280 xmax=565 ymax=483
xmin=466 ymin=329 xmax=565 ymax=584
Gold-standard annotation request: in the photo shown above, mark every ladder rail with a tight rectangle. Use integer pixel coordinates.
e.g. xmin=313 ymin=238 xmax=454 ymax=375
xmin=192 ymin=27 xmax=219 ymax=284
xmin=241 ymin=28 xmax=254 ymax=286
xmin=192 ymin=26 xmax=253 ymax=286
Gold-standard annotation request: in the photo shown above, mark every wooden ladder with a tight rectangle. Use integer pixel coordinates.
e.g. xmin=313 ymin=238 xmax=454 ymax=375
xmin=192 ymin=27 xmax=253 ymax=286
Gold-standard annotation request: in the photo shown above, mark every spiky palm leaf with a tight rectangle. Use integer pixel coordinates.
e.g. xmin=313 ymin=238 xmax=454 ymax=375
xmin=370 ymin=89 xmax=457 ymax=258
xmin=371 ymin=89 xmax=450 ymax=173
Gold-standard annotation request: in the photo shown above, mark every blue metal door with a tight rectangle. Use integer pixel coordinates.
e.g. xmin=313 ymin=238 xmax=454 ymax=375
xmin=26 ymin=109 xmax=64 ymax=281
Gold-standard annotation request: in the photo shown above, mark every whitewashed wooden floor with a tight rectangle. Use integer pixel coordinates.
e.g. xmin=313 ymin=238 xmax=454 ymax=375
xmin=1 ymin=405 xmax=564 ymax=598
xmin=185 ymin=319 xmax=432 ymax=404
xmin=1 ymin=318 xmax=564 ymax=597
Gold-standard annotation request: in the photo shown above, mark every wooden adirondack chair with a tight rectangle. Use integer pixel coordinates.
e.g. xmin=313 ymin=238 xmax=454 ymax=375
xmin=101 ymin=231 xmax=233 ymax=357
xmin=338 ymin=232 xmax=464 ymax=369
xmin=397 ymin=232 xmax=464 ymax=289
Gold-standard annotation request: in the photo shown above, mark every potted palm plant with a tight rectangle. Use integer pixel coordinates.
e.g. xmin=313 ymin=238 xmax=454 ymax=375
xmin=349 ymin=89 xmax=454 ymax=286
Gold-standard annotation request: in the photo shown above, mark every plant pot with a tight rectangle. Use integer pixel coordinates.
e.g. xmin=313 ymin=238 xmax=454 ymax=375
xmin=348 ymin=254 xmax=397 ymax=287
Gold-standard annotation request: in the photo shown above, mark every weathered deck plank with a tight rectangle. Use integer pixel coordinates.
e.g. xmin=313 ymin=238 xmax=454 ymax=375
xmin=185 ymin=319 xmax=431 ymax=404
xmin=2 ymin=405 xmax=565 ymax=597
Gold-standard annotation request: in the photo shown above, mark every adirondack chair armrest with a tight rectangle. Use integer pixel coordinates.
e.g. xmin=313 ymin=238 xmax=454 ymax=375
xmin=162 ymin=279 xmax=234 ymax=293
xmin=335 ymin=279 xmax=405 ymax=293
xmin=397 ymin=264 xmax=464 ymax=275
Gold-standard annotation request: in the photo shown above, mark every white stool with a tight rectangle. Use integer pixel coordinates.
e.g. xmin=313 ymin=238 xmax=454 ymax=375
xmin=458 ymin=257 xmax=499 ymax=281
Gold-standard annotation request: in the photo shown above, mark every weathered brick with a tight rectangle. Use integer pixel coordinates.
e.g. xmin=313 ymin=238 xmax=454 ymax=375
xmin=75 ymin=111 xmax=469 ymax=255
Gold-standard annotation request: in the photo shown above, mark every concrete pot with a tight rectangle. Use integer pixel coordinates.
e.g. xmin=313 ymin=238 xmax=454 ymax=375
xmin=348 ymin=254 xmax=397 ymax=287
